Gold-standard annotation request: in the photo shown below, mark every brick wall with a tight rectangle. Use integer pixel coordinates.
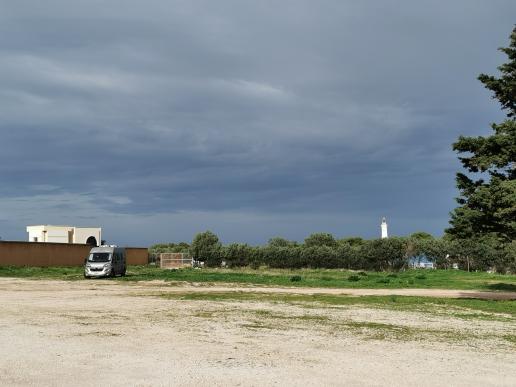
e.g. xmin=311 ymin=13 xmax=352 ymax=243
xmin=0 ymin=241 xmax=148 ymax=267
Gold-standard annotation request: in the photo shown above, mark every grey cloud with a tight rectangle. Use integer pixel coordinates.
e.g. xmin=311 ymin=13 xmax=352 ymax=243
xmin=0 ymin=1 xmax=515 ymax=244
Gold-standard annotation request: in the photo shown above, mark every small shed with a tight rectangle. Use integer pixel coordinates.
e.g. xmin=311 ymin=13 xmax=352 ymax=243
xmin=409 ymin=255 xmax=435 ymax=269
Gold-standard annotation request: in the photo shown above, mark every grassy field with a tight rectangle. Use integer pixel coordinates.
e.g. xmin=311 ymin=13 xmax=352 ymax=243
xmin=1 ymin=265 xmax=516 ymax=291
xmin=154 ymin=291 xmax=516 ymax=319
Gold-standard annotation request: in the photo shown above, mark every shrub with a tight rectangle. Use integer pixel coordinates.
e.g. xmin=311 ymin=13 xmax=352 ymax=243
xmin=290 ymin=275 xmax=302 ymax=282
xmin=359 ymin=238 xmax=408 ymax=271
xmin=190 ymin=231 xmax=222 ymax=267
xmin=222 ymin=243 xmax=253 ymax=268
xmin=304 ymin=232 xmax=337 ymax=248
xmin=262 ymin=246 xmax=304 ymax=268
xmin=336 ymin=244 xmax=359 ymax=269
xmin=376 ymin=278 xmax=390 ymax=284
xmin=268 ymin=237 xmax=298 ymax=247
xmin=301 ymin=246 xmax=340 ymax=268
xmin=348 ymin=275 xmax=360 ymax=282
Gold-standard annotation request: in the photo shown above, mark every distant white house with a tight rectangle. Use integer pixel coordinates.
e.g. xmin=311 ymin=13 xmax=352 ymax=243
xmin=26 ymin=225 xmax=101 ymax=246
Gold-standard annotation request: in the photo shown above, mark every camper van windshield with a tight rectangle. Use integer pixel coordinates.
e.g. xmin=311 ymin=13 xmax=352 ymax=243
xmin=88 ymin=253 xmax=111 ymax=262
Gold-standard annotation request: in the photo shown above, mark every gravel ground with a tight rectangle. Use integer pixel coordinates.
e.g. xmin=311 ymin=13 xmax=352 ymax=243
xmin=0 ymin=278 xmax=515 ymax=386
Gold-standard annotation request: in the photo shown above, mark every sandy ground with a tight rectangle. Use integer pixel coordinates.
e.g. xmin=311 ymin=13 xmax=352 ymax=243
xmin=0 ymin=278 xmax=515 ymax=386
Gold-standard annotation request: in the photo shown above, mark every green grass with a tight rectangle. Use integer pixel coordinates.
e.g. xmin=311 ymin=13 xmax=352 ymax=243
xmin=154 ymin=292 xmax=516 ymax=319
xmin=0 ymin=266 xmax=85 ymax=280
xmin=1 ymin=265 xmax=516 ymax=292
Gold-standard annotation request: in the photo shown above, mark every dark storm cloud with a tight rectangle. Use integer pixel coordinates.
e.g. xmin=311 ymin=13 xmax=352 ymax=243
xmin=0 ymin=0 xmax=515 ymax=244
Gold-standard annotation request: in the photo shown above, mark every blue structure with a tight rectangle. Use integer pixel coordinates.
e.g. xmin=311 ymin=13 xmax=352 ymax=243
xmin=409 ymin=255 xmax=435 ymax=269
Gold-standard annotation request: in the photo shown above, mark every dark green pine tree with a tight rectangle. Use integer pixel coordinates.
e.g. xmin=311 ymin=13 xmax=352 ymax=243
xmin=447 ymin=26 xmax=516 ymax=244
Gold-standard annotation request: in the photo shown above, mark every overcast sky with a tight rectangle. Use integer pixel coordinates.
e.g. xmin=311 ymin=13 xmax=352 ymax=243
xmin=0 ymin=1 xmax=514 ymax=246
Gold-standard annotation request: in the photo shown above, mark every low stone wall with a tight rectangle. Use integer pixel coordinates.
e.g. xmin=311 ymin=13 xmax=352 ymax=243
xmin=0 ymin=241 xmax=148 ymax=267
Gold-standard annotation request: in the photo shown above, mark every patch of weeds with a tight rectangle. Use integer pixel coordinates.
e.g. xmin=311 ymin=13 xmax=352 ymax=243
xmin=376 ymin=278 xmax=390 ymax=284
xmin=348 ymin=275 xmax=360 ymax=282
xmin=339 ymin=320 xmax=414 ymax=340
xmin=77 ymin=331 xmax=123 ymax=337
xmin=290 ymin=275 xmax=302 ymax=282
xmin=357 ymin=271 xmax=368 ymax=277
xmin=415 ymin=274 xmax=427 ymax=280
xmin=407 ymin=279 xmax=415 ymax=285
xmin=448 ymin=312 xmax=512 ymax=322
xmin=252 ymin=310 xmax=283 ymax=318
xmin=389 ymin=295 xmax=398 ymax=303
xmin=320 ymin=276 xmax=333 ymax=281
xmin=193 ymin=311 xmax=216 ymax=318
xmin=503 ymin=335 xmax=516 ymax=345
xmin=241 ymin=321 xmax=276 ymax=330
xmin=295 ymin=314 xmax=330 ymax=322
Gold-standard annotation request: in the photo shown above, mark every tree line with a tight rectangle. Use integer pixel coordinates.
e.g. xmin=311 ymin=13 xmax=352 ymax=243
xmin=150 ymin=231 xmax=516 ymax=273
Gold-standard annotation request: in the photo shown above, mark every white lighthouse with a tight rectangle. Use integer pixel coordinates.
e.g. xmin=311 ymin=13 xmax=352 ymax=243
xmin=381 ymin=217 xmax=388 ymax=239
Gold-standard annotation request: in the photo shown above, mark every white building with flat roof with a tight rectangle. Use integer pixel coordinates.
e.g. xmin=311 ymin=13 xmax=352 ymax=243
xmin=26 ymin=225 xmax=101 ymax=246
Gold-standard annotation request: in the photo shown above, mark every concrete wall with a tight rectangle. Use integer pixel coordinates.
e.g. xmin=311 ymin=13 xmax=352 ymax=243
xmin=73 ymin=227 xmax=102 ymax=245
xmin=27 ymin=226 xmax=46 ymax=242
xmin=46 ymin=229 xmax=70 ymax=244
xmin=0 ymin=241 xmax=149 ymax=267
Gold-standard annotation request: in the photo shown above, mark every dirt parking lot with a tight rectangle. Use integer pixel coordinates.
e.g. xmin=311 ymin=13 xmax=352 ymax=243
xmin=0 ymin=278 xmax=515 ymax=386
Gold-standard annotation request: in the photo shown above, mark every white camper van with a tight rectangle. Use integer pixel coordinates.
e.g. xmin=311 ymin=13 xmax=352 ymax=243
xmin=84 ymin=246 xmax=126 ymax=278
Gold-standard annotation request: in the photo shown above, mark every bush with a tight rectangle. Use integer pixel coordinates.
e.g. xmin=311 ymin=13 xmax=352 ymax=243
xmin=336 ymin=245 xmax=360 ymax=269
xmin=262 ymin=246 xmax=304 ymax=268
xmin=301 ymin=246 xmax=340 ymax=268
xmin=447 ymin=237 xmax=503 ymax=271
xmin=149 ymin=242 xmax=190 ymax=254
xmin=304 ymin=233 xmax=337 ymax=248
xmin=222 ymin=243 xmax=253 ymax=268
xmin=268 ymin=237 xmax=298 ymax=248
xmin=376 ymin=278 xmax=390 ymax=284
xmin=290 ymin=275 xmax=302 ymax=282
xmin=348 ymin=275 xmax=360 ymax=282
xmin=359 ymin=238 xmax=408 ymax=271
xmin=190 ymin=231 xmax=222 ymax=267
